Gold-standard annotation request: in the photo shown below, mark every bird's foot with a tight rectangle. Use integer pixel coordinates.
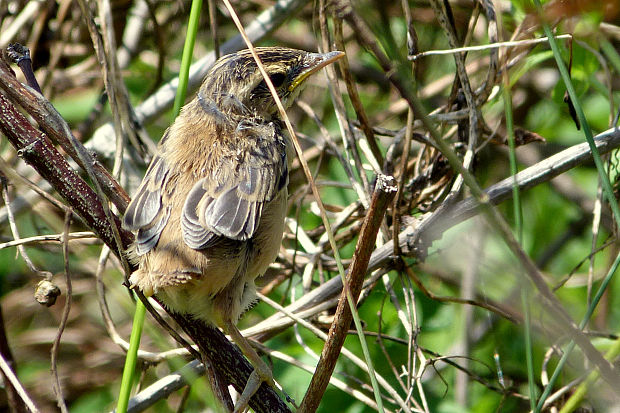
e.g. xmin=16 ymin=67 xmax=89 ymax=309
xmin=233 ymin=358 xmax=274 ymax=413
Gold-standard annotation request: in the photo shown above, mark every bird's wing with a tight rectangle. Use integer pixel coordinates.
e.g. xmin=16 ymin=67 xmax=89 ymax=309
xmin=123 ymin=123 xmax=288 ymax=254
xmin=123 ymin=152 xmax=173 ymax=255
xmin=181 ymin=133 xmax=288 ymax=250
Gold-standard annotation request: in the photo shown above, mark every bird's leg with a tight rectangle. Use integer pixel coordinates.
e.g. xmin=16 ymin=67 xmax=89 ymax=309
xmin=222 ymin=319 xmax=274 ymax=413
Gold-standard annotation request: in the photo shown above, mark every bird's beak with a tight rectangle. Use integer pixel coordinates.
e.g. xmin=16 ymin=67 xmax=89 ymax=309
xmin=288 ymin=50 xmax=345 ymax=92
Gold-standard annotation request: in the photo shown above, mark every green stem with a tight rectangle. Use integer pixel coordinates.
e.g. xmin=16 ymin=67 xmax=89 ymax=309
xmin=531 ymin=0 xmax=620 ymax=408
xmin=536 ymin=251 xmax=620 ymax=411
xmin=559 ymin=332 xmax=620 ymax=413
xmin=500 ymin=28 xmax=537 ymax=407
xmin=532 ymin=2 xmax=620 ymax=228
xmin=116 ymin=300 xmax=146 ymax=413
xmin=173 ymin=0 xmax=203 ymax=118
xmin=117 ymin=3 xmax=203 ymax=411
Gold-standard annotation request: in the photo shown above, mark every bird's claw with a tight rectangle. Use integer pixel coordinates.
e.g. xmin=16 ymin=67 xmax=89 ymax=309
xmin=233 ymin=361 xmax=274 ymax=413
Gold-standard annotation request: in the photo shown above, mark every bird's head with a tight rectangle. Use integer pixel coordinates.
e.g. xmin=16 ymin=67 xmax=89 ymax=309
xmin=196 ymin=47 xmax=344 ymax=120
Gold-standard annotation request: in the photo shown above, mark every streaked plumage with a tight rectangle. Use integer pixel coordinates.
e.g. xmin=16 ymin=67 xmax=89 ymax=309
xmin=122 ymin=47 xmax=344 ymax=411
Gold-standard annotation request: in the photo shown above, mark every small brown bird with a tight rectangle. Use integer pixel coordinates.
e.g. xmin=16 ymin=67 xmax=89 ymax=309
xmin=122 ymin=47 xmax=344 ymax=411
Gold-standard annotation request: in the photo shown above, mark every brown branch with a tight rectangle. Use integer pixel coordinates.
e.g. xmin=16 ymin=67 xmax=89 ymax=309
xmin=0 ymin=57 xmax=130 ymax=213
xmin=0 ymin=90 xmax=132 ymax=255
xmin=171 ymin=313 xmax=291 ymax=413
xmin=299 ymin=175 xmax=397 ymax=413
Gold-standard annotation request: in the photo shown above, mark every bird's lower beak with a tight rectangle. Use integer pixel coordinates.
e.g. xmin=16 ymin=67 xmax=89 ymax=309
xmin=288 ymin=50 xmax=345 ymax=92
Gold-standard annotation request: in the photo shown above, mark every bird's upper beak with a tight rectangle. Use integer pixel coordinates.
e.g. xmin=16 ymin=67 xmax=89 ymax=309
xmin=288 ymin=50 xmax=345 ymax=92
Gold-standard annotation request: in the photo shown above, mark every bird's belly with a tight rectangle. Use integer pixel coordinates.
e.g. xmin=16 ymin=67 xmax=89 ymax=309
xmin=247 ymin=189 xmax=287 ymax=278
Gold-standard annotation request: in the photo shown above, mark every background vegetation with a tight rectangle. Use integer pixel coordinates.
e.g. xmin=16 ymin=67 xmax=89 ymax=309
xmin=0 ymin=0 xmax=619 ymax=412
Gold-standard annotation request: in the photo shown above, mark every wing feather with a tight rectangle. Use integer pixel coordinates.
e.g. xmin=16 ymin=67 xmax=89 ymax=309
xmin=136 ymin=206 xmax=171 ymax=255
xmin=123 ymin=155 xmax=171 ymax=255
xmin=126 ymin=122 xmax=289 ymax=254
xmin=203 ymin=187 xmax=259 ymax=239
xmin=181 ymin=128 xmax=288 ymax=248
xmin=181 ymin=182 xmax=219 ymax=249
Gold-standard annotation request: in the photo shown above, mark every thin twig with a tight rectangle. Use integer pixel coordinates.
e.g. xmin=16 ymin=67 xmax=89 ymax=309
xmin=207 ymin=0 xmax=220 ymax=58
xmin=0 ymin=232 xmax=96 ymax=250
xmin=332 ymin=17 xmax=383 ymax=168
xmin=0 ymin=305 xmax=29 ymax=413
xmin=0 ymin=156 xmax=72 ymax=215
xmin=0 ymin=173 xmax=49 ymax=277
xmin=409 ymin=34 xmax=573 ymax=60
xmin=318 ymin=3 xmax=371 ymax=206
xmin=402 ymin=261 xmax=518 ymax=323
xmin=50 ymin=210 xmax=73 ymax=413
xmin=427 ymin=0 xmax=480 ymax=198
xmin=0 ymin=352 xmax=38 ymax=412
xmin=0 ymin=51 xmax=131 ymax=213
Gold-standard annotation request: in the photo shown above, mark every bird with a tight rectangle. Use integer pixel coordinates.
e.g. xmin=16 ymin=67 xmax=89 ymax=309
xmin=122 ymin=47 xmax=344 ymax=411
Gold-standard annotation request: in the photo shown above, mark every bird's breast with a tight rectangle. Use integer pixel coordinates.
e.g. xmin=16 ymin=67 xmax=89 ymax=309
xmin=247 ymin=188 xmax=287 ymax=277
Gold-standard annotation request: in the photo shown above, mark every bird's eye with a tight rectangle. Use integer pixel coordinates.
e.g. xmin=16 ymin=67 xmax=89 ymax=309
xmin=269 ymin=72 xmax=286 ymax=87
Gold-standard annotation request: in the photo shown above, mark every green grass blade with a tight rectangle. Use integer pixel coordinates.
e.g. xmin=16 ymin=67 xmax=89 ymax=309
xmin=173 ymin=0 xmax=203 ymax=118
xmin=537 ymin=251 xmax=620 ymax=410
xmin=117 ymin=3 xmax=202 ymax=411
xmin=532 ymin=3 xmax=620 ymax=227
xmin=116 ymin=299 xmax=146 ymax=413
xmin=530 ymin=3 xmax=620 ymax=408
